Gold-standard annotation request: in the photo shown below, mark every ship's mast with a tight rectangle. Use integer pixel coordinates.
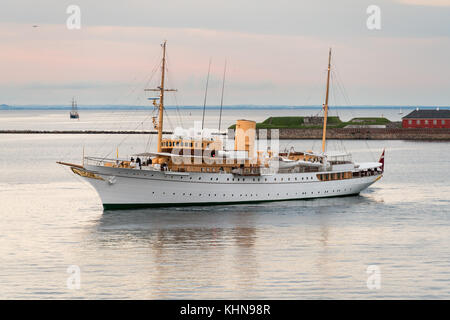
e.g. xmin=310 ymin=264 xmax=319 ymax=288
xmin=157 ymin=41 xmax=167 ymax=153
xmin=145 ymin=41 xmax=176 ymax=153
xmin=322 ymin=48 xmax=332 ymax=154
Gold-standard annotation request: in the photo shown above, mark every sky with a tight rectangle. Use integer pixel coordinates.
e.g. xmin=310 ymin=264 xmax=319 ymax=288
xmin=0 ymin=0 xmax=449 ymax=106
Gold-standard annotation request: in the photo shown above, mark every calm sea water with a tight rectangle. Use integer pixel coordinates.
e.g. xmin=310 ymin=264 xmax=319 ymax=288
xmin=0 ymin=109 xmax=449 ymax=299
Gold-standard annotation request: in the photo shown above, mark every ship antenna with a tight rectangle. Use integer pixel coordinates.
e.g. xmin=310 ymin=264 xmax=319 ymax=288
xmin=322 ymin=48 xmax=332 ymax=154
xmin=218 ymin=59 xmax=227 ymax=132
xmin=201 ymin=58 xmax=212 ymax=130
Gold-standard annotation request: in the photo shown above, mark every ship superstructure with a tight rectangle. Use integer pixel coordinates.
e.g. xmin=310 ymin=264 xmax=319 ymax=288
xmin=59 ymin=42 xmax=384 ymax=209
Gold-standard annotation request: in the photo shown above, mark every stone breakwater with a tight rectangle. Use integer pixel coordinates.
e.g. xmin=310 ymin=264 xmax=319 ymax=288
xmin=263 ymin=128 xmax=450 ymax=140
xmin=1 ymin=128 xmax=450 ymax=140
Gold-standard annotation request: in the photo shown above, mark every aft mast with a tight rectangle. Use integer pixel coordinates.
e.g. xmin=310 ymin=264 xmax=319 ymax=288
xmin=321 ymin=48 xmax=332 ymax=154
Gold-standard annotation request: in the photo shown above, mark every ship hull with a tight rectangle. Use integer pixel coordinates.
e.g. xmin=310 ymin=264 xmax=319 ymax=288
xmin=75 ymin=165 xmax=381 ymax=210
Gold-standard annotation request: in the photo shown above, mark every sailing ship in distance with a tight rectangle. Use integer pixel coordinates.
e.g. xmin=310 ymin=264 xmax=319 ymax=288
xmin=70 ymin=97 xmax=79 ymax=119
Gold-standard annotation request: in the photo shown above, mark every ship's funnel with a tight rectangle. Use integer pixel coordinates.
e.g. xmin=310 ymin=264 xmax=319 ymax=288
xmin=234 ymin=119 xmax=256 ymax=160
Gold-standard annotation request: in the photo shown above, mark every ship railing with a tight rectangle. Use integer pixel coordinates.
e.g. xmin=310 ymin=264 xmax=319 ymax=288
xmin=84 ymin=156 xmax=158 ymax=170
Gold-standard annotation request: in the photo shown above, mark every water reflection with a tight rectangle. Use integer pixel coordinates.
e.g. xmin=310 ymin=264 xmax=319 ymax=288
xmin=83 ymin=195 xmax=381 ymax=298
xmin=88 ymin=207 xmax=260 ymax=297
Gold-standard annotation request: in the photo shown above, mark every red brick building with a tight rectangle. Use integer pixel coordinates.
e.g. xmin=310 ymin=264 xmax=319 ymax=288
xmin=402 ymin=109 xmax=450 ymax=128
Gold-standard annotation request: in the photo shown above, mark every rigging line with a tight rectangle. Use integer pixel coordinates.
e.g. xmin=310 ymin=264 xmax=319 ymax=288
xmin=164 ymin=52 xmax=184 ymax=128
xmin=63 ymin=47 xmax=164 ymax=162
xmin=164 ymin=107 xmax=175 ymax=133
xmin=96 ymin=94 xmax=147 ymax=157
xmin=94 ymin=60 xmax=162 ymax=157
xmin=97 ymin=77 xmax=155 ymax=157
xmin=330 ymin=72 xmax=344 ymax=153
xmin=303 ymin=69 xmax=328 ymax=107
xmin=201 ymin=57 xmax=212 ymax=130
xmin=144 ymin=111 xmax=156 ymax=153
xmin=60 ymin=57 xmax=159 ymax=161
xmin=97 ymin=50 xmax=163 ymax=154
xmin=165 ymin=72 xmax=184 ymax=129
xmin=218 ymin=59 xmax=227 ymax=132
xmin=333 ymin=60 xmax=353 ymax=106
xmin=331 ymin=70 xmax=349 ymax=153
xmin=101 ymin=112 xmax=155 ymax=161
xmin=333 ymin=61 xmax=376 ymax=161
xmin=60 ymin=65 xmax=158 ymax=162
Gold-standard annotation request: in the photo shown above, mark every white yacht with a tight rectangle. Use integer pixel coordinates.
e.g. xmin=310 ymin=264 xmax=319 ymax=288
xmin=59 ymin=42 xmax=384 ymax=210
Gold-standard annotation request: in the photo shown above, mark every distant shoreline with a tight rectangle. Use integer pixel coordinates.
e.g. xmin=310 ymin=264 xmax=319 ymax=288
xmin=1 ymin=105 xmax=450 ymax=111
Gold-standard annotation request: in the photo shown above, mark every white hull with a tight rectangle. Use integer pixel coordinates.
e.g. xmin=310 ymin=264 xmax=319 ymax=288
xmin=79 ymin=165 xmax=381 ymax=209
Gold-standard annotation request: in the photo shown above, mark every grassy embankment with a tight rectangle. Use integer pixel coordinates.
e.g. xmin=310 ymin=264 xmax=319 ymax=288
xmin=229 ymin=116 xmax=391 ymax=129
